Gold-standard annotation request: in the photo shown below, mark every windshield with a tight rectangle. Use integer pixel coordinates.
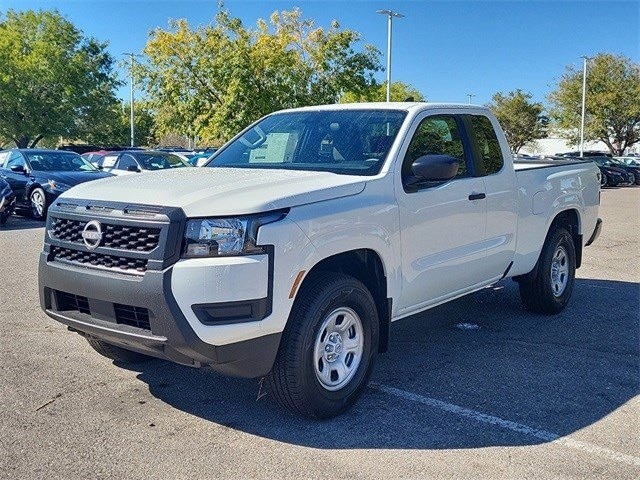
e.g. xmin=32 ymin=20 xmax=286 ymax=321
xmin=25 ymin=151 xmax=97 ymax=172
xmin=208 ymin=109 xmax=407 ymax=176
xmin=592 ymin=157 xmax=614 ymax=167
xmin=135 ymin=153 xmax=189 ymax=171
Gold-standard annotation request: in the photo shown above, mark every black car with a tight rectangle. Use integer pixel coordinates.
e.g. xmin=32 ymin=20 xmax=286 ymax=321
xmin=0 ymin=149 xmax=112 ymax=220
xmin=0 ymin=177 xmax=16 ymax=225
xmin=590 ymin=156 xmax=635 ymax=187
xmin=607 ymin=157 xmax=640 ymax=185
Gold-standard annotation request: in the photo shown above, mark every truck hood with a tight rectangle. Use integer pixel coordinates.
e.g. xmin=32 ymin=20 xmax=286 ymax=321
xmin=59 ymin=167 xmax=367 ymax=216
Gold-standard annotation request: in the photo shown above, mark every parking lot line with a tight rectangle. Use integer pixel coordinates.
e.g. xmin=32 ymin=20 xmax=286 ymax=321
xmin=370 ymin=383 xmax=640 ymax=467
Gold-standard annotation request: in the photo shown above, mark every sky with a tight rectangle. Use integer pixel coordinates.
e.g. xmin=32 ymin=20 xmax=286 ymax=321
xmin=1 ymin=0 xmax=638 ymax=107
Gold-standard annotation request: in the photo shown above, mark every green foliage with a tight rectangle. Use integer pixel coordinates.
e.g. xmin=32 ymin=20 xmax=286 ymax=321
xmin=0 ymin=9 xmax=121 ymax=148
xmin=341 ymin=81 xmax=425 ymax=103
xmin=83 ymin=100 xmax=156 ymax=147
xmin=487 ymin=89 xmax=546 ymax=153
xmin=140 ymin=8 xmax=381 ymax=144
xmin=548 ymin=53 xmax=640 ymax=155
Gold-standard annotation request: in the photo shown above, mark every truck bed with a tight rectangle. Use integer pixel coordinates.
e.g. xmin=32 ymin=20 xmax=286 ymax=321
xmin=513 ymin=158 xmax=592 ymax=171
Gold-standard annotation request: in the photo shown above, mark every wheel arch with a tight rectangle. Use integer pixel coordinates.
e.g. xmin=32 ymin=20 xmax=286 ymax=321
xmin=515 ymin=208 xmax=582 ymax=283
xmin=295 ymin=248 xmax=391 ymax=353
xmin=548 ymin=209 xmax=582 ymax=269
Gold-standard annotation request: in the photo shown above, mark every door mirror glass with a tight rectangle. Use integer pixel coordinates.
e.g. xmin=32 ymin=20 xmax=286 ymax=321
xmin=10 ymin=165 xmax=26 ymax=174
xmin=126 ymin=165 xmax=140 ymax=172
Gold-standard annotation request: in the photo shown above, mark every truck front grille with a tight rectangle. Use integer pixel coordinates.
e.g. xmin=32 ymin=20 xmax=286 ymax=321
xmin=50 ymin=218 xmax=161 ymax=252
xmin=45 ymin=201 xmax=184 ymax=275
xmin=50 ymin=246 xmax=148 ymax=273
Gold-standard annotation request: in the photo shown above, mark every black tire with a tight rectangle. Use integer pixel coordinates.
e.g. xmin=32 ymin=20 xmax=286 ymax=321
xmin=29 ymin=187 xmax=47 ymax=220
xmin=86 ymin=336 xmax=153 ymax=363
xmin=519 ymin=227 xmax=576 ymax=314
xmin=600 ymin=172 xmax=607 ymax=187
xmin=267 ymin=272 xmax=379 ymax=419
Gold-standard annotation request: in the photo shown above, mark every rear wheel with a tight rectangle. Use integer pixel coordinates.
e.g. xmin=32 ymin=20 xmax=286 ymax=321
xmin=267 ymin=272 xmax=379 ymax=419
xmin=86 ymin=337 xmax=153 ymax=363
xmin=519 ymin=227 xmax=576 ymax=314
xmin=600 ymin=172 xmax=607 ymax=187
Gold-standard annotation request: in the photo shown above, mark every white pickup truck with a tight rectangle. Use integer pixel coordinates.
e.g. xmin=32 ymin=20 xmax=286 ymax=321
xmin=39 ymin=103 xmax=602 ymax=418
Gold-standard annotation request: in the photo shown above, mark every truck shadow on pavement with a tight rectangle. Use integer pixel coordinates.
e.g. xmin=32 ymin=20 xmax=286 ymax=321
xmin=128 ymin=277 xmax=639 ymax=450
xmin=0 ymin=215 xmax=44 ymax=231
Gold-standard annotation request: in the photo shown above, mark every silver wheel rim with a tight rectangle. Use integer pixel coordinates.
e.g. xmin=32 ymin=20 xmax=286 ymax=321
xmin=313 ymin=307 xmax=364 ymax=391
xmin=31 ymin=190 xmax=44 ymax=217
xmin=550 ymin=245 xmax=569 ymax=297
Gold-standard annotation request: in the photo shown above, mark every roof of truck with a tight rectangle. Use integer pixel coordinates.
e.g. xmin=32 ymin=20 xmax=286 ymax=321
xmin=278 ymin=102 xmax=491 ymax=113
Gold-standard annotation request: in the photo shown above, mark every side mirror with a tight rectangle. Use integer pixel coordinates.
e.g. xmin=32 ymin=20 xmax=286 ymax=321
xmin=127 ymin=165 xmax=141 ymax=172
xmin=407 ymin=154 xmax=459 ymax=188
xmin=10 ymin=165 xmax=26 ymax=174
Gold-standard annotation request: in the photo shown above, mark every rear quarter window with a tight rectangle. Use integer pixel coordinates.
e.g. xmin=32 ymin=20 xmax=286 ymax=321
xmin=469 ymin=115 xmax=504 ymax=175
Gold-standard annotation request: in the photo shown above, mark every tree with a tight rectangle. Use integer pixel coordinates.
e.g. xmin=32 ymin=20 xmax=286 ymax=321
xmin=486 ymin=89 xmax=546 ymax=153
xmin=83 ymin=100 xmax=157 ymax=147
xmin=548 ymin=53 xmax=640 ymax=155
xmin=0 ymin=9 xmax=121 ymax=148
xmin=340 ymin=81 xmax=425 ymax=103
xmin=139 ymin=8 xmax=381 ymax=144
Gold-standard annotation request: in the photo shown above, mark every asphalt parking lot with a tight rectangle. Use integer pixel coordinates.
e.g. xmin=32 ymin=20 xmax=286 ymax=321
xmin=1 ymin=187 xmax=638 ymax=479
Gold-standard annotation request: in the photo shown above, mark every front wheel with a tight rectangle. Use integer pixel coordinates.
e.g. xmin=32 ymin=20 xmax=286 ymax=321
xmin=519 ymin=227 xmax=576 ymax=314
xmin=30 ymin=187 xmax=47 ymax=220
xmin=267 ymin=272 xmax=379 ymax=419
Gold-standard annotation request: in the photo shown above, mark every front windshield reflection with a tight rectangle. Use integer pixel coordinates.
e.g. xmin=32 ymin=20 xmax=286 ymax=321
xmin=208 ymin=110 xmax=407 ymax=176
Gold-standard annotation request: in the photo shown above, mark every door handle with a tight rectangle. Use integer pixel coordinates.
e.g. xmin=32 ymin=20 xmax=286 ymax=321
xmin=468 ymin=192 xmax=486 ymax=201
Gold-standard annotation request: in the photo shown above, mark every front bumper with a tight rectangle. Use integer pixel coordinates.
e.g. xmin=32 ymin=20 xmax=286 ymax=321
xmin=38 ymin=253 xmax=281 ymax=378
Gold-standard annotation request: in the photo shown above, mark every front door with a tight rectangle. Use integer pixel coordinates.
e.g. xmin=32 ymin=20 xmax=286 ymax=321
xmin=395 ymin=113 xmax=488 ymax=315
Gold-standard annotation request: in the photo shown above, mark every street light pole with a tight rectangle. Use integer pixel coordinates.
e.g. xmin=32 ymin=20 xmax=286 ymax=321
xmin=376 ymin=9 xmax=404 ymax=102
xmin=123 ymin=52 xmax=142 ymax=147
xmin=579 ymin=55 xmax=591 ymax=157
xmin=467 ymin=93 xmax=476 ymax=105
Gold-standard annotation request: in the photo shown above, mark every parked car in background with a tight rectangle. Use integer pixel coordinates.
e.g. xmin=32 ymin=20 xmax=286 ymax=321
xmin=0 ymin=149 xmax=112 ymax=219
xmin=616 ymin=157 xmax=640 ymax=166
xmin=590 ymin=156 xmax=636 ymax=186
xmin=0 ymin=177 xmax=16 ymax=225
xmin=607 ymin=157 xmax=640 ymax=185
xmin=557 ymin=150 xmax=612 ymax=158
xmin=100 ymin=150 xmax=192 ymax=176
xmin=187 ymin=152 xmax=212 ymax=166
xmin=81 ymin=150 xmax=113 ymax=168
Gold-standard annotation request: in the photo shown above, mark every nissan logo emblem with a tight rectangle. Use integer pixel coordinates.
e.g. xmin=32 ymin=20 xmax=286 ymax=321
xmin=82 ymin=220 xmax=103 ymax=250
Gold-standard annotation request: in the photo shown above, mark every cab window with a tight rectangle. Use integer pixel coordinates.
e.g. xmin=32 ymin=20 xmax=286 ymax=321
xmin=468 ymin=115 xmax=504 ymax=175
xmin=402 ymin=115 xmax=468 ymax=185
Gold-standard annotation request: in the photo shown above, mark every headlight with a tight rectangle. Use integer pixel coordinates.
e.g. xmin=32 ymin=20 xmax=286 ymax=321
xmin=182 ymin=210 xmax=287 ymax=258
xmin=47 ymin=180 xmax=72 ymax=192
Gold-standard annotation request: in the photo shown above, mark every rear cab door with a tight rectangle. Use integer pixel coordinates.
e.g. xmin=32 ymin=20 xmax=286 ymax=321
xmin=462 ymin=113 xmax=518 ymax=280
